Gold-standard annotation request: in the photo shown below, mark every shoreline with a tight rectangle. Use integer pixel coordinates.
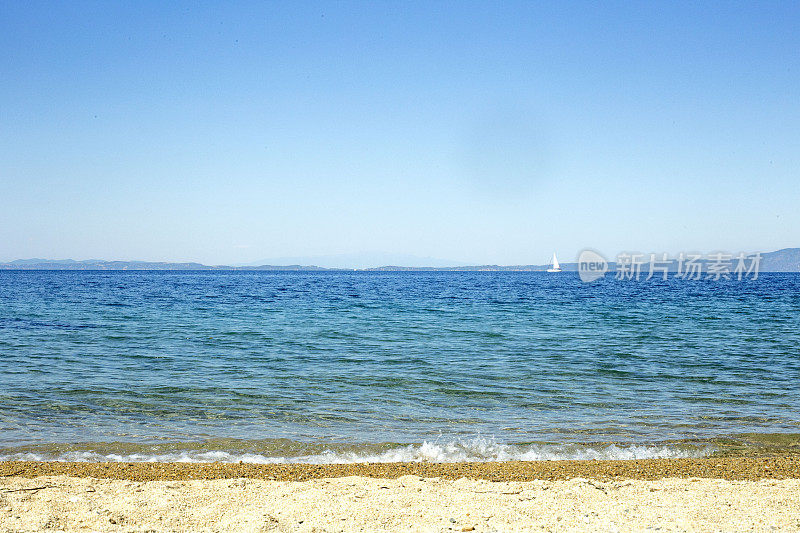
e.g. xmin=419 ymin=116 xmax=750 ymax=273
xmin=3 ymin=456 xmax=800 ymax=482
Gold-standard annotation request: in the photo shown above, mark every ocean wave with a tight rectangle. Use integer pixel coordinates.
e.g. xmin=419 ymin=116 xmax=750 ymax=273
xmin=0 ymin=437 xmax=712 ymax=464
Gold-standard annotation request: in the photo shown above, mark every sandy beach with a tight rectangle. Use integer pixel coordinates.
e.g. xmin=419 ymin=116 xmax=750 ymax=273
xmin=2 ymin=458 xmax=800 ymax=532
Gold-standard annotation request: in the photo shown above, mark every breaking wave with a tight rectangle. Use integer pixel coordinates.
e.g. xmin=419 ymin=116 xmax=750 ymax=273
xmin=0 ymin=437 xmax=712 ymax=464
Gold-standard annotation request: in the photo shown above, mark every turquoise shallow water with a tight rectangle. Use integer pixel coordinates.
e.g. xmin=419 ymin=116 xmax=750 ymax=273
xmin=0 ymin=271 xmax=798 ymax=462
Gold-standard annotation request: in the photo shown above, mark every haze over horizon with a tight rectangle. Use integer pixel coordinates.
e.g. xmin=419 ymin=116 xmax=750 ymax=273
xmin=2 ymin=2 xmax=798 ymax=264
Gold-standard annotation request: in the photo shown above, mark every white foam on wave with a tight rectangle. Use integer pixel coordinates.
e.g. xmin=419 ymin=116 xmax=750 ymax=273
xmin=0 ymin=437 xmax=713 ymax=464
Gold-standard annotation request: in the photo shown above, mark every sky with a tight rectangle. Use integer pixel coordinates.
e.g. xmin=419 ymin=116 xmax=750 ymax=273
xmin=1 ymin=1 xmax=798 ymax=266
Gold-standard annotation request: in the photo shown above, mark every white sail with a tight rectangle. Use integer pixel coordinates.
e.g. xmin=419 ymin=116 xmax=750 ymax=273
xmin=547 ymin=252 xmax=562 ymax=272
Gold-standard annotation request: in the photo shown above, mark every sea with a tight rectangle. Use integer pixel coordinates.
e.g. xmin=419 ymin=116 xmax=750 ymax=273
xmin=1 ymin=270 xmax=798 ymax=463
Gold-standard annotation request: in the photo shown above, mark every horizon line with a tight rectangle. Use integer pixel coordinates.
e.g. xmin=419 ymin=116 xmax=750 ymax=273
xmin=0 ymin=248 xmax=795 ymax=272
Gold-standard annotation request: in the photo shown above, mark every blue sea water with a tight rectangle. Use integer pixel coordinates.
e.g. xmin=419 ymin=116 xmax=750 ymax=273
xmin=0 ymin=270 xmax=798 ymax=463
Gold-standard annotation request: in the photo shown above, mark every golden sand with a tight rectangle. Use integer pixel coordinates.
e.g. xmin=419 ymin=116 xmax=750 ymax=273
xmin=3 ymin=459 xmax=800 ymax=531
xmin=2 ymin=456 xmax=800 ymax=482
xmin=2 ymin=474 xmax=800 ymax=532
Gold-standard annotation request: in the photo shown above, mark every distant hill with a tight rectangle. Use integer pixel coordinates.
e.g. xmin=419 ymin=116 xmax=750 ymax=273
xmin=760 ymin=248 xmax=800 ymax=272
xmin=242 ymin=252 xmax=470 ymax=269
xmin=0 ymin=260 xmax=330 ymax=271
xmin=1 ymin=248 xmax=798 ymax=272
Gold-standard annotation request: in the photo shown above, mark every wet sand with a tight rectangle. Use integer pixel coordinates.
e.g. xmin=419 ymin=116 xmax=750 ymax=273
xmin=2 ymin=456 xmax=800 ymax=482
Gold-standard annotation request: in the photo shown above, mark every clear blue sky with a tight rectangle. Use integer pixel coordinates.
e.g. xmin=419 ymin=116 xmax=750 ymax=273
xmin=1 ymin=1 xmax=798 ymax=265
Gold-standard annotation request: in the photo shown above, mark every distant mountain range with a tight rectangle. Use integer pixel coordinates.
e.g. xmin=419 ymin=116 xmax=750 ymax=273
xmin=0 ymin=259 xmax=326 ymax=271
xmin=239 ymin=252 xmax=470 ymax=269
xmin=1 ymin=248 xmax=799 ymax=272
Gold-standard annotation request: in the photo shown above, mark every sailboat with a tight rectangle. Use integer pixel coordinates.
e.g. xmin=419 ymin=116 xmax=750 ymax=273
xmin=546 ymin=252 xmax=562 ymax=273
